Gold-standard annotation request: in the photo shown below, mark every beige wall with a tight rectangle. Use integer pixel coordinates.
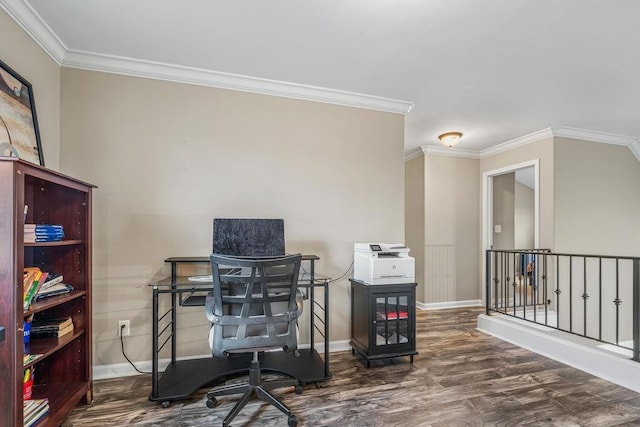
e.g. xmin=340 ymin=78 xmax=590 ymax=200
xmin=424 ymin=154 xmax=480 ymax=303
xmin=554 ymin=138 xmax=640 ymax=256
xmin=0 ymin=8 xmax=61 ymax=169
xmin=405 ymin=156 xmax=425 ymax=300
xmin=514 ymin=181 xmax=535 ymax=249
xmin=59 ymin=68 xmax=405 ymax=365
xmin=492 ymin=172 xmax=515 ymax=250
xmin=480 ymin=138 xmax=555 ymax=250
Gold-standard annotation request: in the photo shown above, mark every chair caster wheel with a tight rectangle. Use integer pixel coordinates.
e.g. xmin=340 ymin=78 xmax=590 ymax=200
xmin=295 ymin=384 xmax=304 ymax=395
xmin=206 ymin=397 xmax=217 ymax=408
xmin=288 ymin=415 xmax=298 ymax=426
xmin=161 ymin=401 xmax=171 ymax=408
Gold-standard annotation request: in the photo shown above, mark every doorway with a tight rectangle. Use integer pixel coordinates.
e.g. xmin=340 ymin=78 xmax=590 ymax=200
xmin=481 ymin=159 xmax=540 ymax=301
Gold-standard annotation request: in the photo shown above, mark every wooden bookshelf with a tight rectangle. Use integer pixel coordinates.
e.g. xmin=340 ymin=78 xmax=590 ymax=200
xmin=0 ymin=158 xmax=95 ymax=427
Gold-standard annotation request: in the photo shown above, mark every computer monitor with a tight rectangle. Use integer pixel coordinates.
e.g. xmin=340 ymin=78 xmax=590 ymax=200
xmin=212 ymin=218 xmax=285 ymax=257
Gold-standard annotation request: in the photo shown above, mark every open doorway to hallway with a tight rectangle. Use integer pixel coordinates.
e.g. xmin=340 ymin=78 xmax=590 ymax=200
xmin=492 ymin=167 xmax=535 ymax=250
xmin=481 ymin=159 xmax=540 ymax=302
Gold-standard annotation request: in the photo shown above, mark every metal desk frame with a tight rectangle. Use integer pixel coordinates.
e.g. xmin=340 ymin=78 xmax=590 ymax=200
xmin=149 ymin=255 xmax=330 ymax=406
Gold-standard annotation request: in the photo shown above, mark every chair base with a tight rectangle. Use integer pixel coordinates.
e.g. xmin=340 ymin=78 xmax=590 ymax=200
xmin=206 ymin=357 xmax=300 ymax=427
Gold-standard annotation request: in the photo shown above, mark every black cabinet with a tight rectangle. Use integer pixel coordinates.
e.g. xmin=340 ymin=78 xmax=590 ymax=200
xmin=349 ymin=279 xmax=417 ymax=368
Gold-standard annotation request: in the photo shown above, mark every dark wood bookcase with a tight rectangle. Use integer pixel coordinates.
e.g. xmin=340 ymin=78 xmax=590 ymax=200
xmin=0 ymin=158 xmax=95 ymax=426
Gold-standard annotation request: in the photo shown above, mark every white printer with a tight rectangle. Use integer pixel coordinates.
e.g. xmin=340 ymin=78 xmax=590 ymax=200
xmin=353 ymin=243 xmax=415 ymax=285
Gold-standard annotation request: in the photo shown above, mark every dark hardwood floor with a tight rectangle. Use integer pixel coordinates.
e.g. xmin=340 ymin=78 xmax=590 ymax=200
xmin=63 ymin=308 xmax=640 ymax=426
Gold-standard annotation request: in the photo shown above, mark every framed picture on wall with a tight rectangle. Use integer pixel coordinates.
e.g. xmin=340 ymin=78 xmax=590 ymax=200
xmin=0 ymin=59 xmax=44 ymax=166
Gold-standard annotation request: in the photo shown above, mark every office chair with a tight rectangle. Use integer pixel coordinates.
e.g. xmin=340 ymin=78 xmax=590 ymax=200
xmin=205 ymin=254 xmax=303 ymax=427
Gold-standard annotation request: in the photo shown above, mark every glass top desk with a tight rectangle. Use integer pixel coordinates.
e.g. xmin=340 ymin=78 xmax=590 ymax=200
xmin=148 ymin=255 xmax=331 ymax=407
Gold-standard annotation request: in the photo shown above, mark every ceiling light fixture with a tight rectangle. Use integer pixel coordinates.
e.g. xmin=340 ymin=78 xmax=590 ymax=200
xmin=438 ymin=132 xmax=462 ymax=148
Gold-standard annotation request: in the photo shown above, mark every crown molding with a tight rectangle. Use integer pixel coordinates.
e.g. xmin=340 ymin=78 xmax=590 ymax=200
xmin=479 ymin=128 xmax=554 ymax=158
xmin=422 ymin=145 xmax=480 ymax=159
xmin=629 ymin=140 xmax=640 ymax=161
xmin=62 ymin=50 xmax=413 ymax=114
xmin=551 ymin=126 xmax=638 ymax=146
xmin=404 ymin=147 xmax=423 ymax=162
xmin=408 ymin=127 xmax=640 ymax=163
xmin=1 ymin=0 xmax=413 ymax=114
xmin=0 ymin=0 xmax=66 ymax=63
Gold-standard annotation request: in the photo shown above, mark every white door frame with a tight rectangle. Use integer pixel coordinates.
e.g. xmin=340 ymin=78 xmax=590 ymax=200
xmin=481 ymin=158 xmax=540 ymax=301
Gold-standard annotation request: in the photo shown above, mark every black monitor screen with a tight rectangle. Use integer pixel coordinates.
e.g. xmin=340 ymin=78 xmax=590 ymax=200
xmin=212 ymin=218 xmax=285 ymax=257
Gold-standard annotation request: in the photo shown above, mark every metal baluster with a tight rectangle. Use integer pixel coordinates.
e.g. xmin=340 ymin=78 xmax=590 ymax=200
xmin=598 ymin=257 xmax=602 ymax=341
xmin=583 ymin=256 xmax=588 ymax=337
xmin=543 ymin=252 xmax=548 ymax=326
xmin=513 ymin=252 xmax=517 ymax=315
xmin=569 ymin=255 xmax=573 ymax=333
xmin=485 ymin=250 xmax=491 ymax=315
xmin=555 ymin=255 xmax=561 ymax=329
xmin=633 ymin=258 xmax=639 ymax=362
xmin=615 ymin=258 xmax=620 ymax=345
xmin=533 ymin=252 xmax=537 ymax=323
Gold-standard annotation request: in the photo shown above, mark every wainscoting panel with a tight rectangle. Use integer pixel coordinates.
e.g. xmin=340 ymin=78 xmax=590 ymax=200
xmin=425 ymin=245 xmax=456 ymax=303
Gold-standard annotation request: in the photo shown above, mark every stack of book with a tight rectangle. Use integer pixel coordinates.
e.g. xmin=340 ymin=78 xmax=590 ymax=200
xmin=30 ymin=317 xmax=74 ymax=338
xmin=23 ymin=398 xmax=49 ymax=427
xmin=35 ymin=274 xmax=73 ymax=300
xmin=24 ymin=224 xmax=64 ymax=243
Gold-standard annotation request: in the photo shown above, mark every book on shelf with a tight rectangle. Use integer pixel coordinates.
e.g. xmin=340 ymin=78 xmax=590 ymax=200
xmin=23 ymin=269 xmax=48 ymax=310
xmin=23 ymin=397 xmax=48 ymax=416
xmin=31 ymin=317 xmax=74 ymax=338
xmin=23 ymin=268 xmax=40 ymax=297
xmin=35 ymin=283 xmax=74 ymax=300
xmin=30 ymin=322 xmax=74 ymax=338
xmin=32 ymin=316 xmax=72 ymax=329
xmin=24 ymin=224 xmax=64 ymax=231
xmin=23 ymin=353 xmax=43 ymax=365
xmin=23 ymin=398 xmax=49 ymax=427
xmin=38 ymin=274 xmax=63 ymax=290
xmin=24 ymin=224 xmax=65 ymax=243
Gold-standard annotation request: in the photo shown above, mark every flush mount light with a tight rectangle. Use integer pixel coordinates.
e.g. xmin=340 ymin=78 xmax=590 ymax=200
xmin=438 ymin=132 xmax=463 ymax=148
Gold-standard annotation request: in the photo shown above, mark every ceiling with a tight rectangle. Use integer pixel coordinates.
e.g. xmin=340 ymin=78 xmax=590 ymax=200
xmin=6 ymin=0 xmax=640 ymax=154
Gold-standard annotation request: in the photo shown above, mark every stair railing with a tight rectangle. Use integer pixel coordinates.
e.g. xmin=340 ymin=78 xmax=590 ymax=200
xmin=485 ymin=249 xmax=640 ymax=361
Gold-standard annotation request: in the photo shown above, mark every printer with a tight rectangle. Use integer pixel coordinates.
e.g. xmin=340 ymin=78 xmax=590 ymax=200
xmin=353 ymin=243 xmax=415 ymax=285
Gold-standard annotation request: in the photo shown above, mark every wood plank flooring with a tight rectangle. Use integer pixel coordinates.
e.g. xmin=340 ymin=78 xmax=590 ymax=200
xmin=63 ymin=308 xmax=640 ymax=426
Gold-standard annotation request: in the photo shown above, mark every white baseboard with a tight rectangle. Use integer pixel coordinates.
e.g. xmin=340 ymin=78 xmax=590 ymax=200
xmin=477 ymin=314 xmax=640 ymax=393
xmin=93 ymin=340 xmax=353 ymax=380
xmin=417 ymin=299 xmax=483 ymax=311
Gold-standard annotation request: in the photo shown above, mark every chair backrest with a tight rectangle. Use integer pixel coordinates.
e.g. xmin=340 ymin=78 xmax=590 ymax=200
xmin=207 ymin=253 xmax=302 ymax=357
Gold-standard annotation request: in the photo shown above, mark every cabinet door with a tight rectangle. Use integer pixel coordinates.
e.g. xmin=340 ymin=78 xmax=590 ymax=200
xmin=373 ymin=292 xmax=413 ymax=352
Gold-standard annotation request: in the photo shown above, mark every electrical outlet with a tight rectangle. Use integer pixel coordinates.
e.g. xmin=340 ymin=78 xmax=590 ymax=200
xmin=118 ymin=320 xmax=130 ymax=337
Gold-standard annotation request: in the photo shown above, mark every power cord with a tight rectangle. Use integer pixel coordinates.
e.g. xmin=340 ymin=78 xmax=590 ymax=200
xmin=300 ymin=259 xmax=354 ymax=283
xmin=329 ymin=260 xmax=354 ymax=283
xmin=120 ymin=323 xmax=151 ymax=374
